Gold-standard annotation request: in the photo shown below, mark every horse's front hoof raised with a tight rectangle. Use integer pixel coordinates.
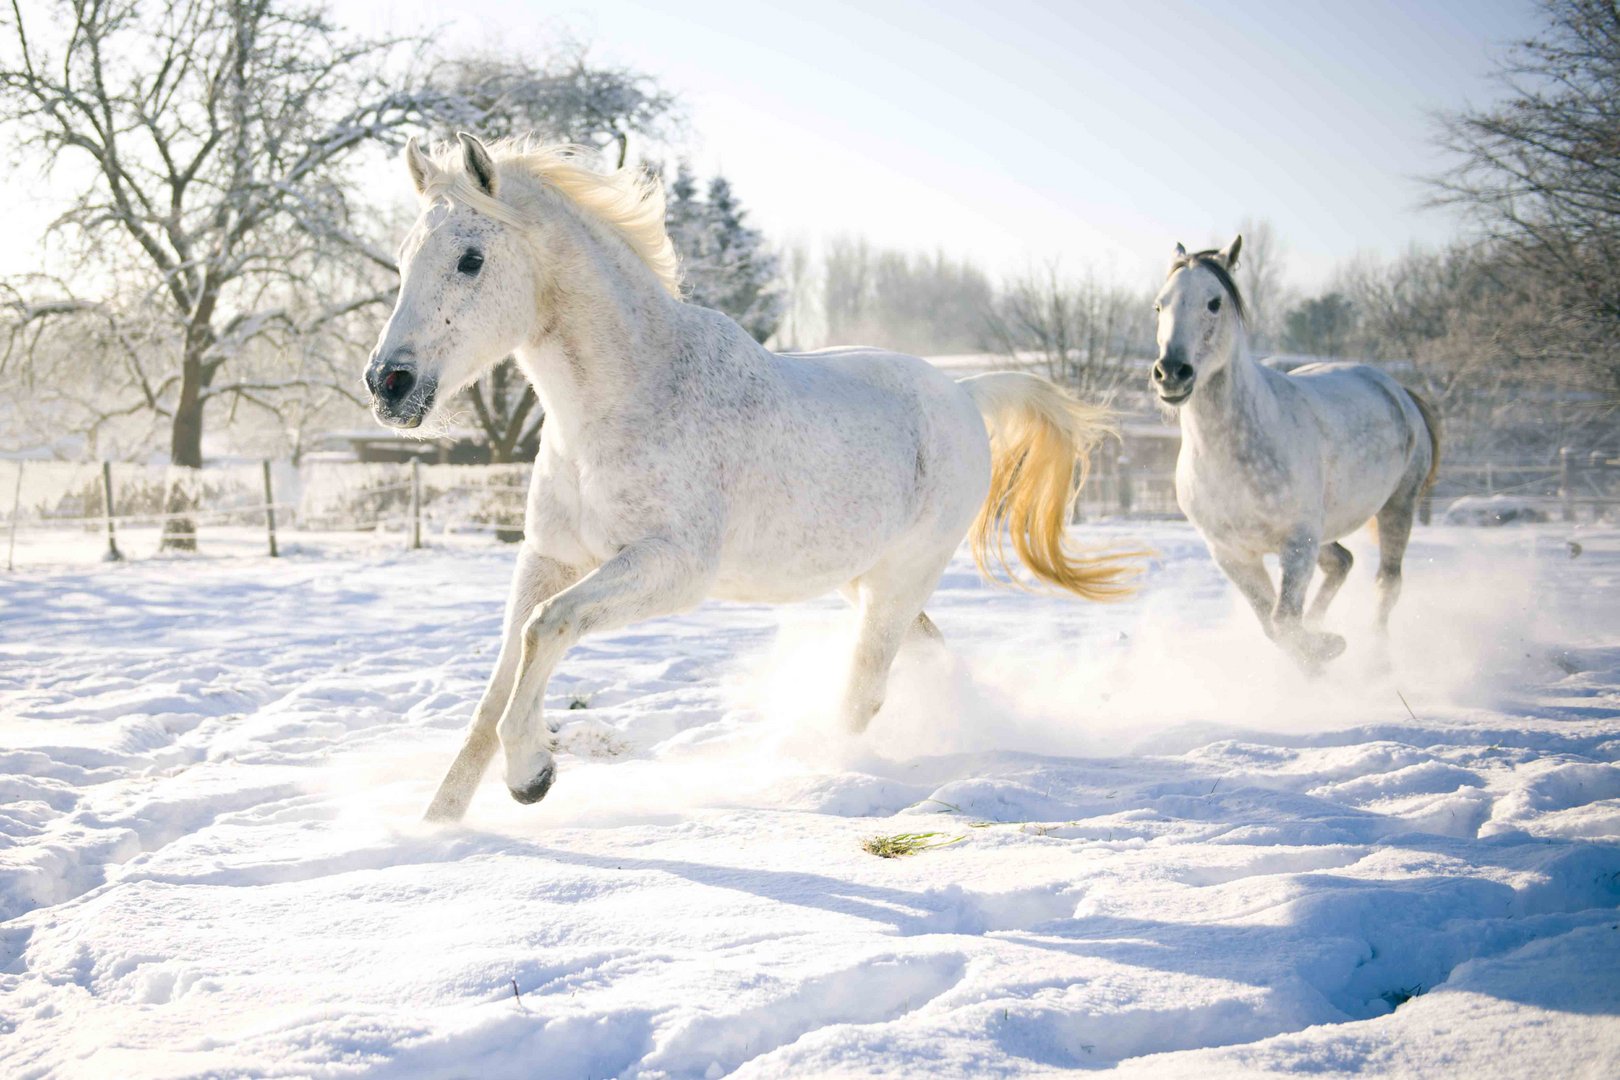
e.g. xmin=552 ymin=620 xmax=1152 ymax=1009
xmin=509 ymin=763 xmax=556 ymax=805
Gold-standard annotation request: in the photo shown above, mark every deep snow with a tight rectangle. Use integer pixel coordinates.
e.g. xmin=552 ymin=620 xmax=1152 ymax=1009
xmin=1 ymin=521 xmax=1617 ymax=1078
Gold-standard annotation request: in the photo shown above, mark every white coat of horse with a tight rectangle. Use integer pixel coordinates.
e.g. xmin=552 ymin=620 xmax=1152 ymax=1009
xmin=367 ymin=134 xmax=1140 ymax=820
xmin=1151 ymin=238 xmax=1440 ymax=667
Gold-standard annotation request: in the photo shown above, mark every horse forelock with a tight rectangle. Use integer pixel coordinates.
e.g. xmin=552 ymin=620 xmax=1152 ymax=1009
xmin=1168 ymin=251 xmax=1247 ymax=324
xmin=419 ymin=137 xmax=683 ymax=296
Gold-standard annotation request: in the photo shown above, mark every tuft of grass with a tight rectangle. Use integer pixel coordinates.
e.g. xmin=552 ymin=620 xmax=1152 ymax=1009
xmin=861 ymin=831 xmax=965 ymax=858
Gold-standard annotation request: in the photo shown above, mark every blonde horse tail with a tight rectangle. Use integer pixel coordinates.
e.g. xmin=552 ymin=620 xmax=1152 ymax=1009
xmin=959 ymin=372 xmax=1145 ymax=601
xmin=1406 ymin=388 xmax=1443 ymax=493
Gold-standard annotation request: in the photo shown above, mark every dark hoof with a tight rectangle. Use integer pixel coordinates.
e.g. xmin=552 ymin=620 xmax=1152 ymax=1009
xmin=508 ymin=764 xmax=556 ymax=805
xmin=1315 ymin=633 xmax=1348 ymax=662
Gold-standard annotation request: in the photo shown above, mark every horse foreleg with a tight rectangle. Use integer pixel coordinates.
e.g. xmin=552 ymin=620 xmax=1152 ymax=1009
xmin=1211 ymin=549 xmax=1277 ymax=638
xmin=496 ymin=540 xmax=713 ymax=805
xmin=424 ymin=548 xmax=580 ymax=823
xmin=1274 ymin=529 xmax=1345 ymax=667
xmin=1306 ymin=542 xmax=1354 ymax=627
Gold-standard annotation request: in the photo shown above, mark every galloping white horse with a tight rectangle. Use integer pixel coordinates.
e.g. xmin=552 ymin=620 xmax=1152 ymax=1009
xmin=1152 ymin=238 xmax=1440 ymax=668
xmin=367 ymin=134 xmax=1139 ymax=820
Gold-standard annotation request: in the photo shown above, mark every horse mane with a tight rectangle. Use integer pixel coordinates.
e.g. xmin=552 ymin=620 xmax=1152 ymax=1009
xmin=1167 ymin=249 xmax=1247 ymax=324
xmin=420 ymin=137 xmax=682 ymax=297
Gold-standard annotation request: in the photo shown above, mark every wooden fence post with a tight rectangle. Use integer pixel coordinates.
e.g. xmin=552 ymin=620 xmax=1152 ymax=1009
xmin=101 ymin=461 xmax=123 ymax=562
xmin=262 ymin=459 xmax=279 ymax=558
xmin=410 ymin=457 xmax=423 ymax=550
xmin=5 ymin=460 xmax=22 ymax=572
xmin=1559 ymin=447 xmax=1575 ymax=523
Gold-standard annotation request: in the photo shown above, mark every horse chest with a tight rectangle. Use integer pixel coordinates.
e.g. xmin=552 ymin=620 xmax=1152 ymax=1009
xmin=1176 ymin=443 xmax=1305 ymax=549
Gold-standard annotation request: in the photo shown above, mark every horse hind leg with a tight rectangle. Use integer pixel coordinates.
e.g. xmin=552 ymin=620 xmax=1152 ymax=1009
xmin=1373 ymin=493 xmax=1419 ymax=634
xmin=1305 ymin=542 xmax=1353 ymax=627
xmin=838 ymin=587 xmax=944 ymax=645
xmin=837 ymin=552 xmax=951 ymax=734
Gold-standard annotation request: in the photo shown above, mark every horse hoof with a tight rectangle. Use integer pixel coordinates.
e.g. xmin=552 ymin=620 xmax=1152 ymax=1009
xmin=508 ymin=764 xmax=556 ymax=805
xmin=1316 ymin=633 xmax=1347 ymax=661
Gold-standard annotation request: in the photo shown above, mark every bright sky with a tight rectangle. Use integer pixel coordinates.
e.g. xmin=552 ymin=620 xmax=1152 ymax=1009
xmin=6 ymin=0 xmax=1537 ymax=291
xmin=346 ymin=0 xmax=1541 ymax=288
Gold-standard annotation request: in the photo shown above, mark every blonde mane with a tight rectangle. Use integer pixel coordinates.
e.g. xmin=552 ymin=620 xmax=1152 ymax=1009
xmin=421 ymin=138 xmax=683 ymax=296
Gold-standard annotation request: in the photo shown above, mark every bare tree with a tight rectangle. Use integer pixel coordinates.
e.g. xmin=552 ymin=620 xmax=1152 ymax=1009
xmin=987 ymin=263 xmax=1143 ymax=402
xmin=773 ymin=238 xmax=817 ymax=350
xmin=1234 ymin=218 xmax=1289 ymax=354
xmin=0 ymin=0 xmax=441 ymax=543
xmin=822 ymin=235 xmax=873 ymax=344
xmin=0 ymin=1 xmax=682 ymax=532
xmin=1430 ymin=0 xmax=1620 ymax=408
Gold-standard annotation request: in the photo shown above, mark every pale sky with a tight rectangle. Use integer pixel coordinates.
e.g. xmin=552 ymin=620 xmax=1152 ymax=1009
xmin=6 ymin=0 xmax=1537 ymax=291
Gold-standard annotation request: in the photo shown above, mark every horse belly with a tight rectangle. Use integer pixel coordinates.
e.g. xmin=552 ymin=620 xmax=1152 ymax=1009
xmin=711 ymin=453 xmax=922 ymax=602
xmin=711 ymin=369 xmax=986 ymax=603
xmin=1321 ymin=455 xmax=1407 ymax=540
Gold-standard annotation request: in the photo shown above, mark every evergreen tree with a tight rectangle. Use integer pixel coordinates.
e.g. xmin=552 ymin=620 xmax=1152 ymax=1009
xmin=664 ymin=165 xmax=783 ymax=342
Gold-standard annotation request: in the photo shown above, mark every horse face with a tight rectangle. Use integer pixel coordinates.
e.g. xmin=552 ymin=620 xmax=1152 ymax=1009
xmin=366 ymin=138 xmax=539 ymax=430
xmin=1151 ymin=242 xmax=1241 ymax=406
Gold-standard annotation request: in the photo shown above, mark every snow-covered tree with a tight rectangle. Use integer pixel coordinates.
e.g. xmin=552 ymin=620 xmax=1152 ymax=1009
xmin=0 ymin=0 xmax=679 ymax=538
xmin=665 ymin=164 xmax=783 ymax=342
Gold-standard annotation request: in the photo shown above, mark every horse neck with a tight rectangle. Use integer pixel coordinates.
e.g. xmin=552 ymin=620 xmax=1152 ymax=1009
xmin=1181 ymin=325 xmax=1277 ymax=448
xmin=513 ymin=217 xmax=682 ymax=453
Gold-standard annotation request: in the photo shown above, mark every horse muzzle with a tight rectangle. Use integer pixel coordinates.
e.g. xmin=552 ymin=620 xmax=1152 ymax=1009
xmin=1151 ymin=357 xmax=1196 ymax=406
xmin=366 ymin=349 xmax=438 ymax=429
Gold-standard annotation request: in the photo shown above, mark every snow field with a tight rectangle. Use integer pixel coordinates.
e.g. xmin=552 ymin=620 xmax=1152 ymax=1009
xmin=0 ymin=521 xmax=1617 ymax=1077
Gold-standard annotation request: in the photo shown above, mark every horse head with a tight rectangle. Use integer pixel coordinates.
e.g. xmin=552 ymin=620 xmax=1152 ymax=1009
xmin=1151 ymin=236 xmax=1245 ymax=406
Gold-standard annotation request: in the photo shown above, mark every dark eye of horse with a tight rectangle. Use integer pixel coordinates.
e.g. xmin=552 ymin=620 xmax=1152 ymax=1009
xmin=1208 ymin=296 xmax=1222 ymax=313
xmin=458 ymin=250 xmax=484 ymax=276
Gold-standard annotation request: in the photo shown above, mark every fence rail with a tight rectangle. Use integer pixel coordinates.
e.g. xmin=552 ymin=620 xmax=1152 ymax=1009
xmin=2 ymin=448 xmax=1615 ymax=570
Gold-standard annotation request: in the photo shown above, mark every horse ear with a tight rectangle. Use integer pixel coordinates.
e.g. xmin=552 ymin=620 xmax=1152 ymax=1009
xmin=458 ymin=132 xmax=498 ymax=197
xmin=405 ymin=136 xmax=434 ymax=195
xmin=1174 ymin=241 xmax=1188 ymax=260
xmin=1219 ymin=235 xmax=1243 ymax=271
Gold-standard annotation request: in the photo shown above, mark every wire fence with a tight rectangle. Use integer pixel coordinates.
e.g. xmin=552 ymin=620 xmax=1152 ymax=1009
xmin=2 ymin=449 xmax=1615 ymax=571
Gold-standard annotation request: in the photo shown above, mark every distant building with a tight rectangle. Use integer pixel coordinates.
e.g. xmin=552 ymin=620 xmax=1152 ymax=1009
xmin=301 ymin=428 xmax=495 ymax=465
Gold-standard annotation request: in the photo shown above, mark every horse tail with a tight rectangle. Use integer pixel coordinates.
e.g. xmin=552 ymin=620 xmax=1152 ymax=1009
xmin=1405 ymin=387 xmax=1442 ymax=493
xmin=958 ymin=372 xmax=1144 ymax=601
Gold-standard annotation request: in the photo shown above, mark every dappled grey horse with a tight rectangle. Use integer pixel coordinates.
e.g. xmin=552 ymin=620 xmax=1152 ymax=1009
xmin=1151 ymin=238 xmax=1440 ymax=667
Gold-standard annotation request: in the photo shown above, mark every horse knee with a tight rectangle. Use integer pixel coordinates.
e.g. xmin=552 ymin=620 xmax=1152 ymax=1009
xmin=522 ymin=597 xmax=577 ymax=654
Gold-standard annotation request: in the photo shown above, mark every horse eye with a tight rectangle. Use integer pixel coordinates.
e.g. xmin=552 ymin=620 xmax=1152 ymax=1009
xmin=457 ymin=250 xmax=484 ymax=276
xmin=1207 ymin=296 xmax=1222 ymax=313
xmin=1153 ymin=303 xmax=1161 ymax=313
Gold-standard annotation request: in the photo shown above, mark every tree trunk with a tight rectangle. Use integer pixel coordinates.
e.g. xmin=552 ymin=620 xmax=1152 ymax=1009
xmin=161 ymin=356 xmax=206 ymax=551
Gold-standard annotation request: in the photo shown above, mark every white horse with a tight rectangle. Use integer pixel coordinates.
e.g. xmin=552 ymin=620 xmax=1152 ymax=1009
xmin=367 ymin=134 xmax=1140 ymax=821
xmin=1151 ymin=238 xmax=1440 ymax=667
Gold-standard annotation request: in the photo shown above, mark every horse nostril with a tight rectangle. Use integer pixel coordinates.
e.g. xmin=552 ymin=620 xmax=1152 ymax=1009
xmin=378 ymin=367 xmax=415 ymax=405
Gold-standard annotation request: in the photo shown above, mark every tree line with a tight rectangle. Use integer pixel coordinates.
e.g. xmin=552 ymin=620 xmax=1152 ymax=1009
xmin=2 ymin=0 xmax=1613 ymax=518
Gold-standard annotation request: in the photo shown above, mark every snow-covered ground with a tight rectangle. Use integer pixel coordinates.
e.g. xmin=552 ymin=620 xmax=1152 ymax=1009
xmin=2 ymin=521 xmax=1617 ymax=1078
